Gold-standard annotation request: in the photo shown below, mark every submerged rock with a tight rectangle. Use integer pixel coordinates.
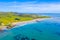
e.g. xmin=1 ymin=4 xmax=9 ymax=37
xmin=14 ymin=34 xmax=21 ymax=40
xmin=0 ymin=30 xmax=8 ymax=33
xmin=21 ymin=38 xmax=27 ymax=40
xmin=31 ymin=38 xmax=36 ymax=40
xmin=14 ymin=34 xmax=29 ymax=40
xmin=21 ymin=38 xmax=25 ymax=40
xmin=21 ymin=37 xmax=29 ymax=40
xmin=55 ymin=32 xmax=60 ymax=36
xmin=33 ymin=28 xmax=42 ymax=32
xmin=14 ymin=34 xmax=36 ymax=40
xmin=25 ymin=37 xmax=29 ymax=40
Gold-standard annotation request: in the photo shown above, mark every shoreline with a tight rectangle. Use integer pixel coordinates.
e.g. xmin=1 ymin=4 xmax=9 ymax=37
xmin=0 ymin=18 xmax=49 ymax=30
xmin=11 ymin=18 xmax=46 ymax=29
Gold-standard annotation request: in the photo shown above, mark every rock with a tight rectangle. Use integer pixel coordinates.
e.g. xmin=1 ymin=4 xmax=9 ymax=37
xmin=14 ymin=34 xmax=21 ymax=40
xmin=55 ymin=32 xmax=60 ymax=36
xmin=14 ymin=34 xmax=29 ymax=40
xmin=33 ymin=28 xmax=42 ymax=32
xmin=31 ymin=38 xmax=36 ymax=40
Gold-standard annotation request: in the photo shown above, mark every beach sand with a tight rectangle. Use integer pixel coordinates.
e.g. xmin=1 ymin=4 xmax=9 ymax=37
xmin=0 ymin=18 xmax=48 ymax=30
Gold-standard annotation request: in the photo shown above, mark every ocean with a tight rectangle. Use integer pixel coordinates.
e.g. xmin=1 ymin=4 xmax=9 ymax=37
xmin=0 ymin=13 xmax=60 ymax=40
xmin=38 ymin=13 xmax=60 ymax=17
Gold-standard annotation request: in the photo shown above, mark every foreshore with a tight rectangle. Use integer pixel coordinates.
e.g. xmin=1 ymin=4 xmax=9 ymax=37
xmin=0 ymin=18 xmax=48 ymax=30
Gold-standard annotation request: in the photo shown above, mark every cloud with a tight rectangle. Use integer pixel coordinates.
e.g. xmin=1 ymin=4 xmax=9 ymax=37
xmin=0 ymin=2 xmax=60 ymax=13
xmin=9 ymin=3 xmax=60 ymax=13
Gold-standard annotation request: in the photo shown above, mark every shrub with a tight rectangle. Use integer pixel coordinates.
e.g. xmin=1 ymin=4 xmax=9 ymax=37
xmin=15 ymin=18 xmax=20 ymax=20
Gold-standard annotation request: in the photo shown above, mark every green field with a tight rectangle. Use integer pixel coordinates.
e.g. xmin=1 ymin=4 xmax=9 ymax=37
xmin=0 ymin=12 xmax=50 ymax=26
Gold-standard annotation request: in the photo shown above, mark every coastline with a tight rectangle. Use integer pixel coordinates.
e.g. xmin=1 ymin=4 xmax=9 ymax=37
xmin=0 ymin=18 xmax=49 ymax=30
xmin=11 ymin=18 xmax=47 ymax=28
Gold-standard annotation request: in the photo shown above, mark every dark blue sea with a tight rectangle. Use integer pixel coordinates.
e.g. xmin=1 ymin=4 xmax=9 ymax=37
xmin=0 ymin=13 xmax=60 ymax=40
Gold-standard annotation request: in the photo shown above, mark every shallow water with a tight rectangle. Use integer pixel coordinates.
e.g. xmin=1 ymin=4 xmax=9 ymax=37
xmin=0 ymin=18 xmax=60 ymax=40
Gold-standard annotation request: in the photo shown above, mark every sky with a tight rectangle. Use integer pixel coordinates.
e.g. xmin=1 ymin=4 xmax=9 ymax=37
xmin=0 ymin=0 xmax=60 ymax=13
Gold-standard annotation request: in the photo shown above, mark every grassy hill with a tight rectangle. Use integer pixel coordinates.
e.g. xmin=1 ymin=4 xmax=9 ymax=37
xmin=0 ymin=12 xmax=50 ymax=26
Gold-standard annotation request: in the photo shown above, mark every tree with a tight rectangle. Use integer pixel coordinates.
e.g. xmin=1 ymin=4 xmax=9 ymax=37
xmin=15 ymin=18 xmax=20 ymax=20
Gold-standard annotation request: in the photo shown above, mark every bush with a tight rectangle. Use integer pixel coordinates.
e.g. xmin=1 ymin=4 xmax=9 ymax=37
xmin=15 ymin=18 xmax=20 ymax=20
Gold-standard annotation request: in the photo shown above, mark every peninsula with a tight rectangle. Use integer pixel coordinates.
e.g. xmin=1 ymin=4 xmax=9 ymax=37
xmin=0 ymin=12 xmax=50 ymax=30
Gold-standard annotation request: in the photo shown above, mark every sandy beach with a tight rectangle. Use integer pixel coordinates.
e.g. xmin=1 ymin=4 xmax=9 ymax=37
xmin=0 ymin=18 xmax=48 ymax=30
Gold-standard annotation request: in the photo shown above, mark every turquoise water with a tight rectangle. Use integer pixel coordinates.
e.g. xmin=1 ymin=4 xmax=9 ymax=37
xmin=0 ymin=18 xmax=60 ymax=40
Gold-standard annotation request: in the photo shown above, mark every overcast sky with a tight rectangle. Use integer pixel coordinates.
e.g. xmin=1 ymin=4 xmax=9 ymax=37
xmin=0 ymin=0 xmax=60 ymax=13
